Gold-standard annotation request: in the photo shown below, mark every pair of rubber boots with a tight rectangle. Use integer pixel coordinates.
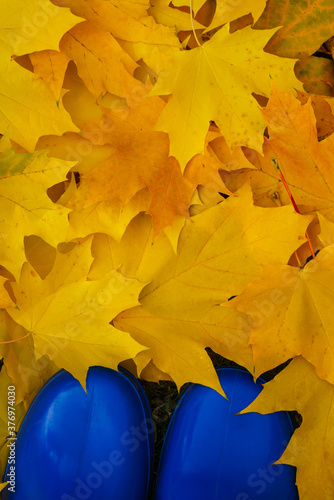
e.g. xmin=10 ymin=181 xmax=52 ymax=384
xmin=2 ymin=366 xmax=299 ymax=499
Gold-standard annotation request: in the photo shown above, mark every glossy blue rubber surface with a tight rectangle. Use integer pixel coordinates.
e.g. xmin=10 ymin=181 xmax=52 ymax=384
xmin=3 ymin=366 xmax=154 ymax=500
xmin=155 ymin=367 xmax=298 ymax=500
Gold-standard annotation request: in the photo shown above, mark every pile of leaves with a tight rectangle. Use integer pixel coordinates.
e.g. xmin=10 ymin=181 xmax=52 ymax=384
xmin=1 ymin=0 xmax=334 ymax=496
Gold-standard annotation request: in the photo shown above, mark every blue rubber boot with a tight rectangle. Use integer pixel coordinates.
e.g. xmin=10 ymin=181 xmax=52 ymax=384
xmin=155 ymin=367 xmax=299 ymax=500
xmin=3 ymin=366 xmax=154 ymax=500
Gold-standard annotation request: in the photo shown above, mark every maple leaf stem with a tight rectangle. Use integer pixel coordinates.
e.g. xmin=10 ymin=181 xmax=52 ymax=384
xmin=0 ymin=332 xmax=31 ymax=344
xmin=294 ymin=250 xmax=302 ymax=267
xmin=271 ymin=158 xmax=316 ymax=260
xmin=189 ymin=0 xmax=201 ymax=47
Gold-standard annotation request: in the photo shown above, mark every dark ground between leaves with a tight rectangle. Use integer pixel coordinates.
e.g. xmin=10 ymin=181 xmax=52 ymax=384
xmin=139 ymin=349 xmax=302 ymax=499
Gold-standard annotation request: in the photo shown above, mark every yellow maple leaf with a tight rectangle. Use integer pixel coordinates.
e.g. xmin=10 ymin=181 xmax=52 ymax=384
xmin=207 ymin=0 xmax=267 ymax=31
xmin=58 ymin=0 xmax=181 ymax=73
xmin=114 ymin=188 xmax=311 ymax=393
xmin=81 ymin=80 xmax=165 ymax=138
xmin=149 ymin=0 xmax=205 ymax=31
xmin=29 ymin=50 xmax=70 ymax=100
xmin=228 ymin=214 xmax=334 ymax=384
xmin=140 ymin=358 xmax=173 ymax=383
xmin=0 ymin=0 xmax=80 ymax=56
xmin=0 ymin=135 xmax=74 ymax=280
xmin=242 ymin=356 xmax=334 ymax=500
xmin=217 ymin=86 xmax=334 ymax=217
xmin=150 ymin=24 xmax=302 ymax=169
xmin=24 ymin=236 xmax=57 ymax=280
xmin=61 ymin=0 xmax=180 ymax=46
xmin=65 ymin=92 xmax=226 ymax=237
xmin=0 ymin=310 xmax=59 ymax=408
xmin=68 ymin=189 xmax=152 ymax=243
xmin=90 ymin=214 xmax=175 ymax=283
xmin=116 ymin=304 xmax=251 ymax=397
xmin=0 ymin=277 xmax=14 ymax=308
xmin=172 ymin=0 xmax=206 ymax=16
xmin=89 ymin=213 xmax=185 ymax=288
xmin=0 ymin=42 xmax=78 ymax=150
xmin=67 ymin=130 xmax=194 ymax=236
xmin=60 ymin=22 xmax=139 ymax=100
xmin=0 ymin=483 xmax=7 ymax=492
xmin=48 ymin=81 xmax=208 ymax=237
xmin=41 ymin=75 xmax=224 ymax=238
xmin=0 ymin=0 xmax=79 ymax=149
xmin=118 ymin=37 xmax=180 ymax=76
xmin=259 ymin=85 xmax=334 ymax=220
xmin=6 ymin=238 xmax=147 ymax=388
xmin=297 ymin=91 xmax=334 ymax=141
